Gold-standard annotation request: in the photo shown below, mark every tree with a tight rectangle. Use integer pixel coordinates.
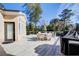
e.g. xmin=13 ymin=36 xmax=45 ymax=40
xmin=30 ymin=22 xmax=35 ymax=32
xmin=75 ymin=23 xmax=79 ymax=31
xmin=42 ymin=22 xmax=47 ymax=32
xmin=59 ymin=9 xmax=74 ymax=28
xmin=26 ymin=23 xmax=30 ymax=34
xmin=47 ymin=24 xmax=54 ymax=31
xmin=49 ymin=18 xmax=62 ymax=31
xmin=50 ymin=18 xmax=59 ymax=24
xmin=23 ymin=3 xmax=42 ymax=32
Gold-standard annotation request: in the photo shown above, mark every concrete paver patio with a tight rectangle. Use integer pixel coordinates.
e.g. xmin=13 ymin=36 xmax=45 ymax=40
xmin=0 ymin=35 xmax=61 ymax=56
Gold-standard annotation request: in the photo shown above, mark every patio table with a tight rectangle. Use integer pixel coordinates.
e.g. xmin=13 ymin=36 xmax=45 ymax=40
xmin=41 ymin=33 xmax=48 ymax=40
xmin=37 ymin=32 xmax=52 ymax=40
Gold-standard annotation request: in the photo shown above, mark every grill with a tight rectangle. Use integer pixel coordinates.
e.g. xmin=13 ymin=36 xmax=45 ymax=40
xmin=61 ymin=30 xmax=79 ymax=55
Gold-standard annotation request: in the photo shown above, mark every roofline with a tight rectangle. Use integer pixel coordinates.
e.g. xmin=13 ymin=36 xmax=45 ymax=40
xmin=3 ymin=9 xmax=20 ymax=12
xmin=0 ymin=8 xmax=26 ymax=16
xmin=0 ymin=8 xmax=20 ymax=12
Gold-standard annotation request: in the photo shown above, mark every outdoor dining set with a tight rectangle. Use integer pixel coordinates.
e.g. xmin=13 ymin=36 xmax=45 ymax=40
xmin=37 ymin=32 xmax=56 ymax=41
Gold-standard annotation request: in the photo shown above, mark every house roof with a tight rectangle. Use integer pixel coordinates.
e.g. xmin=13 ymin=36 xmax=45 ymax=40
xmin=0 ymin=8 xmax=20 ymax=12
xmin=0 ymin=8 xmax=26 ymax=16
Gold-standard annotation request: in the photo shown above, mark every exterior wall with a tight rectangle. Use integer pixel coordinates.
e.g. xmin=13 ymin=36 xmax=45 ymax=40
xmin=4 ymin=15 xmax=19 ymax=41
xmin=0 ymin=13 xmax=4 ymax=43
xmin=18 ymin=14 xmax=26 ymax=40
xmin=0 ymin=10 xmax=26 ymax=43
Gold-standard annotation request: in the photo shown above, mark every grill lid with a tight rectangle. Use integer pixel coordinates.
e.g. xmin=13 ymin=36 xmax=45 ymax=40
xmin=63 ymin=30 xmax=79 ymax=39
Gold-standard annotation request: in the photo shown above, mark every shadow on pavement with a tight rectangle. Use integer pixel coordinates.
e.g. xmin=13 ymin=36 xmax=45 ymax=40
xmin=35 ymin=44 xmax=61 ymax=56
xmin=27 ymin=37 xmax=39 ymax=41
xmin=0 ymin=45 xmax=14 ymax=56
xmin=34 ymin=38 xmax=61 ymax=56
xmin=27 ymin=37 xmax=51 ymax=41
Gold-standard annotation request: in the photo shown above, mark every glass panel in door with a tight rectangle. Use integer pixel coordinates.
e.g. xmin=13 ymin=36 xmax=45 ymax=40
xmin=7 ymin=23 xmax=13 ymax=40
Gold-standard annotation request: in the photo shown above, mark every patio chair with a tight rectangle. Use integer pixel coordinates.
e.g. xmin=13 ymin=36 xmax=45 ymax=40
xmin=37 ymin=32 xmax=46 ymax=40
xmin=52 ymin=32 xmax=57 ymax=37
xmin=46 ymin=32 xmax=52 ymax=40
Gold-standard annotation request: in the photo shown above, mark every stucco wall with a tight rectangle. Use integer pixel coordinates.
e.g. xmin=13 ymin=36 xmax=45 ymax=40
xmin=4 ymin=14 xmax=26 ymax=41
xmin=18 ymin=14 xmax=26 ymax=40
xmin=4 ymin=15 xmax=19 ymax=41
xmin=0 ymin=13 xmax=4 ymax=43
xmin=0 ymin=10 xmax=26 ymax=43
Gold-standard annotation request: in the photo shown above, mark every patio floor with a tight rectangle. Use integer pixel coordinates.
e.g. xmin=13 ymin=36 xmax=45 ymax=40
xmin=0 ymin=35 xmax=61 ymax=56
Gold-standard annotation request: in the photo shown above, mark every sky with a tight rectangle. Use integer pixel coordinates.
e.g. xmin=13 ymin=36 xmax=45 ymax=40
xmin=3 ymin=3 xmax=79 ymax=25
xmin=40 ymin=3 xmax=60 ymax=25
xmin=3 ymin=3 xmax=61 ymax=25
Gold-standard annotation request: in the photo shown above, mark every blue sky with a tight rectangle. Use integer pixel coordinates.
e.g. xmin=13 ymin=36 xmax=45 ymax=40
xmin=3 ymin=3 xmax=24 ymax=11
xmin=3 ymin=3 xmax=79 ymax=25
xmin=40 ymin=3 xmax=60 ymax=25
xmin=3 ymin=3 xmax=61 ymax=25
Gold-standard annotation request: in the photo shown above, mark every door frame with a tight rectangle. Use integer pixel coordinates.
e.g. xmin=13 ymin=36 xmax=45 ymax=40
xmin=4 ymin=22 xmax=15 ymax=41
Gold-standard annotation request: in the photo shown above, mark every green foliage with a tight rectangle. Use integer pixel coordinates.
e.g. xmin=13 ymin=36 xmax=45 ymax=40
xmin=59 ymin=9 xmax=74 ymax=28
xmin=26 ymin=22 xmax=35 ymax=34
xmin=47 ymin=24 xmax=53 ymax=31
xmin=29 ymin=22 xmax=35 ymax=32
xmin=49 ymin=18 xmax=59 ymax=31
xmin=48 ymin=18 xmax=63 ymax=31
xmin=26 ymin=24 xmax=30 ymax=35
xmin=59 ymin=9 xmax=74 ymax=19
xmin=25 ymin=3 xmax=42 ymax=23
xmin=50 ymin=18 xmax=59 ymax=24
xmin=45 ymin=9 xmax=74 ymax=32
xmin=61 ymin=26 xmax=69 ymax=31
xmin=31 ymin=22 xmax=35 ymax=32
xmin=41 ymin=22 xmax=47 ymax=32
xmin=25 ymin=5 xmax=75 ymax=34
xmin=42 ymin=24 xmax=47 ymax=32
xmin=75 ymin=23 xmax=79 ymax=31
xmin=23 ymin=3 xmax=42 ymax=32
xmin=26 ymin=24 xmax=29 ymax=32
xmin=48 ymin=9 xmax=74 ymax=32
